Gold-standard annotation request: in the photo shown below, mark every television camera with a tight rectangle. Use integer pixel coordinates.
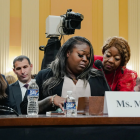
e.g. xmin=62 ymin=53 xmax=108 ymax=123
xmin=39 ymin=9 xmax=84 ymax=69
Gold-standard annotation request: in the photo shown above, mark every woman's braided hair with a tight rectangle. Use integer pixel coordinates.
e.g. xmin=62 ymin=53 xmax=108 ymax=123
xmin=102 ymin=36 xmax=130 ymax=66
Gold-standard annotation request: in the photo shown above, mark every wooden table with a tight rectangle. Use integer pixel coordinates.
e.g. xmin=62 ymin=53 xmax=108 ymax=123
xmin=0 ymin=115 xmax=140 ymax=140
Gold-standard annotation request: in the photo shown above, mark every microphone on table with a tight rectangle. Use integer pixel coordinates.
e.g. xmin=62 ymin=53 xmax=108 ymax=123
xmin=0 ymin=105 xmax=19 ymax=116
xmin=94 ymin=60 xmax=111 ymax=91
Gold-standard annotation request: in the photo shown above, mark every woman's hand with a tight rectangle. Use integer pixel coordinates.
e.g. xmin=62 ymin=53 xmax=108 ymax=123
xmin=53 ymin=95 xmax=66 ymax=111
xmin=134 ymin=85 xmax=140 ymax=91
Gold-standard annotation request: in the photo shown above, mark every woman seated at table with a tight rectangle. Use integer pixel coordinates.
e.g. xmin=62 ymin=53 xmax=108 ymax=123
xmin=93 ymin=36 xmax=137 ymax=91
xmin=21 ymin=36 xmax=109 ymax=114
xmin=0 ymin=73 xmax=9 ymax=115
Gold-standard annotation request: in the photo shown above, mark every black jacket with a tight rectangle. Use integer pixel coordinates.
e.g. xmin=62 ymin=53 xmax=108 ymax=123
xmin=21 ymin=68 xmax=109 ymax=114
xmin=9 ymin=81 xmax=22 ymax=114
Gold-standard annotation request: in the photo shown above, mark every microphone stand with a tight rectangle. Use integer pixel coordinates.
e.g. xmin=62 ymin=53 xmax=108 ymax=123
xmin=100 ymin=66 xmax=111 ymax=91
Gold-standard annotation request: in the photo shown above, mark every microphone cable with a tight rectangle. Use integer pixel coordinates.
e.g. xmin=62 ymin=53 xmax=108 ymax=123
xmin=0 ymin=105 xmax=19 ymax=116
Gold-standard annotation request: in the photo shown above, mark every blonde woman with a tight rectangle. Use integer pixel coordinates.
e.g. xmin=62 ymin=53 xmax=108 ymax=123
xmin=5 ymin=75 xmax=16 ymax=85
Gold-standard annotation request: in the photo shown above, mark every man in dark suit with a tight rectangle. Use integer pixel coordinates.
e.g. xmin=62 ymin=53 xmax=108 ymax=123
xmin=9 ymin=55 xmax=33 ymax=114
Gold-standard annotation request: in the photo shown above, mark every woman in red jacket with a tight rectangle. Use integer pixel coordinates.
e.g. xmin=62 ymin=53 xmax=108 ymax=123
xmin=93 ymin=36 xmax=137 ymax=91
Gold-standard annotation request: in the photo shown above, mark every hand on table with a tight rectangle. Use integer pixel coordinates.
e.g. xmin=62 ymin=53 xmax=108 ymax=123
xmin=53 ymin=95 xmax=66 ymax=111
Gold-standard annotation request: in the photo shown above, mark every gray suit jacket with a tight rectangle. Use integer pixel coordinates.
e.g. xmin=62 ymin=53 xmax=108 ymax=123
xmin=9 ymin=81 xmax=22 ymax=114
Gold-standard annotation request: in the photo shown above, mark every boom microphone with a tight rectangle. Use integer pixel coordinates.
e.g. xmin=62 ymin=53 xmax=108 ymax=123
xmin=94 ymin=59 xmax=103 ymax=69
xmin=94 ymin=60 xmax=111 ymax=91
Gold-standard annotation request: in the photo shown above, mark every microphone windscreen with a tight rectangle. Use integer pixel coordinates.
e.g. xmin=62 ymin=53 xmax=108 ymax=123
xmin=94 ymin=60 xmax=103 ymax=69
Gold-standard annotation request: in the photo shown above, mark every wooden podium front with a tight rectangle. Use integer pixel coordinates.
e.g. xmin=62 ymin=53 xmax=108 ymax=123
xmin=1 ymin=115 xmax=140 ymax=140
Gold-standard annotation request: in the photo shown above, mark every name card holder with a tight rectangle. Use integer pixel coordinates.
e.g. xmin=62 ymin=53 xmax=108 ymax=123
xmin=77 ymin=96 xmax=104 ymax=115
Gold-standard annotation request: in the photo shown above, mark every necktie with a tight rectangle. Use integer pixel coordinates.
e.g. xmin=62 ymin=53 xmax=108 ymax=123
xmin=24 ymin=84 xmax=29 ymax=89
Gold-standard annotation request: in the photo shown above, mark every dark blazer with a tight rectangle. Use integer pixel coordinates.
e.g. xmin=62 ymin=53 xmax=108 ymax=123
xmin=9 ymin=81 xmax=22 ymax=114
xmin=21 ymin=68 xmax=109 ymax=114
xmin=36 ymin=69 xmax=108 ymax=100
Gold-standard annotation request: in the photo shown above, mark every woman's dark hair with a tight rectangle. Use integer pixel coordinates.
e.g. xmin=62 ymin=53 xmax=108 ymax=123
xmin=0 ymin=74 xmax=7 ymax=99
xmin=43 ymin=36 xmax=96 ymax=96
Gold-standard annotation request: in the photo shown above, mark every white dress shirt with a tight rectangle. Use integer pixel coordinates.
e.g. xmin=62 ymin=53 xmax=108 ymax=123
xmin=61 ymin=76 xmax=91 ymax=105
xmin=18 ymin=80 xmax=32 ymax=101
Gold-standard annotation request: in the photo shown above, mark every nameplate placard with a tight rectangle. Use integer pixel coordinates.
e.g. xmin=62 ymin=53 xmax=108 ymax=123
xmin=103 ymin=91 xmax=140 ymax=117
